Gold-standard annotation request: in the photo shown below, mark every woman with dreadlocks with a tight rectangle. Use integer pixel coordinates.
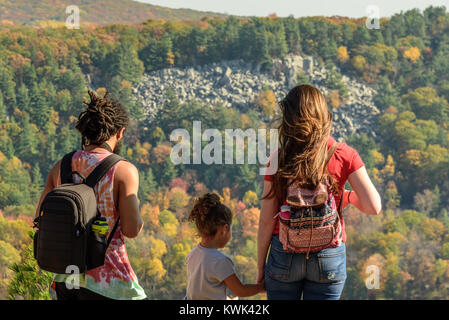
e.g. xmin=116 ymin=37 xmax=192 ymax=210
xmin=257 ymin=85 xmax=382 ymax=300
xmin=35 ymin=90 xmax=146 ymax=300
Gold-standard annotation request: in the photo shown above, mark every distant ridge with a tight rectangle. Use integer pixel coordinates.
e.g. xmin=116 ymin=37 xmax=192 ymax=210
xmin=0 ymin=0 xmax=228 ymax=26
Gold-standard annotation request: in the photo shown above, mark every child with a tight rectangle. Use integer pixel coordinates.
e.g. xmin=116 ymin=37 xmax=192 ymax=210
xmin=185 ymin=193 xmax=265 ymax=300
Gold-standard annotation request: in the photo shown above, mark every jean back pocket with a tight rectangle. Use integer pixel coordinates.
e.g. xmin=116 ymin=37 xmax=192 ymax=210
xmin=266 ymin=238 xmax=293 ymax=282
xmin=317 ymin=243 xmax=346 ymax=283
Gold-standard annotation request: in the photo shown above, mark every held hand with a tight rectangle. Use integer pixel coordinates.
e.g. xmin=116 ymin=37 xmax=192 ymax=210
xmin=258 ymin=281 xmax=266 ymax=294
xmin=256 ymin=267 xmax=265 ymax=285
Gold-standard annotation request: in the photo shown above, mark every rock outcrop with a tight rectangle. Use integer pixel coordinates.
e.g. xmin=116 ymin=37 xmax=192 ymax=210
xmin=134 ymin=55 xmax=380 ymax=141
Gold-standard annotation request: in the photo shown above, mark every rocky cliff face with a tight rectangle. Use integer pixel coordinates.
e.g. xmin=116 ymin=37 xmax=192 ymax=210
xmin=133 ymin=55 xmax=380 ymax=141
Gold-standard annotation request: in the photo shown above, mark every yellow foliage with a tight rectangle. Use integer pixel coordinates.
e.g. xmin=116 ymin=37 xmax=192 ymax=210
xmin=403 ymin=47 xmax=421 ymax=63
xmin=7 ymin=157 xmax=23 ymax=173
xmin=168 ymin=187 xmax=190 ymax=210
xmin=69 ymin=115 xmax=78 ymax=124
xmin=0 ymin=151 xmax=6 ymax=164
xmin=222 ymin=188 xmax=231 ymax=204
xmin=370 ymin=149 xmax=385 ymax=166
xmin=422 ymin=144 xmax=449 ymax=169
xmin=404 ymin=149 xmax=422 ymax=166
xmin=149 ymin=236 xmax=167 ymax=259
xmin=160 ymin=209 xmax=179 ymax=237
xmin=146 ymin=258 xmax=166 ymax=281
xmin=162 ymin=223 xmax=178 ymax=238
xmin=168 ymin=242 xmax=191 ymax=267
xmin=166 ymin=50 xmax=175 ymax=66
xmin=0 ymin=240 xmax=21 ymax=292
xmin=96 ymin=88 xmax=108 ymax=97
xmin=118 ymin=80 xmax=132 ymax=92
xmin=135 ymin=141 xmax=152 ymax=165
xmin=381 ymin=155 xmax=395 ymax=178
xmin=239 ymin=114 xmax=251 ymax=128
xmin=351 ymin=55 xmax=366 ymax=73
xmin=233 ymin=255 xmax=258 ymax=285
xmin=127 ymin=147 xmax=133 ymax=159
xmin=256 ymin=90 xmax=277 ymax=117
xmin=141 ymin=203 xmax=160 ymax=229
xmin=243 ymin=190 xmax=258 ymax=207
xmin=420 ymin=218 xmax=446 ymax=240
xmin=337 ymin=46 xmax=349 ymax=63
xmin=38 ymin=20 xmax=66 ymax=28
xmin=370 ymin=167 xmax=382 ymax=185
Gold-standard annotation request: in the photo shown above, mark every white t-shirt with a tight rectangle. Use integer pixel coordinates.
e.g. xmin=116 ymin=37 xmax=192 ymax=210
xmin=185 ymin=244 xmax=236 ymax=300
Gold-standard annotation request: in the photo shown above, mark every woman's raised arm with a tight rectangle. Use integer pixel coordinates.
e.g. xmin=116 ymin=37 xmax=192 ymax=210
xmin=347 ymin=166 xmax=382 ymax=215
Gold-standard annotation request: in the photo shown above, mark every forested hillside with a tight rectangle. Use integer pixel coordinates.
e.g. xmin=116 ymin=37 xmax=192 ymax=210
xmin=0 ymin=0 xmax=226 ymax=26
xmin=1 ymin=6 xmax=449 ymax=299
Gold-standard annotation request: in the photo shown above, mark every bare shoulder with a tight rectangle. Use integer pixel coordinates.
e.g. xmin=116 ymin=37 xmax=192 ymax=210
xmin=114 ymin=160 xmax=139 ymax=182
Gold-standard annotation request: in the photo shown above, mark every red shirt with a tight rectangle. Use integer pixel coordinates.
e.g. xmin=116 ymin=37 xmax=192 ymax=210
xmin=264 ymin=136 xmax=365 ymax=243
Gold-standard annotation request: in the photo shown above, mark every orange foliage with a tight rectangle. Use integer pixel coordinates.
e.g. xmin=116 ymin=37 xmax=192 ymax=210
xmin=237 ymin=207 xmax=260 ymax=239
xmin=152 ymin=145 xmax=171 ymax=164
xmin=385 ymin=106 xmax=398 ymax=114
xmin=403 ymin=47 xmax=421 ymax=63
xmin=327 ymin=90 xmax=340 ymax=109
xmin=8 ymin=54 xmax=31 ymax=73
xmin=141 ymin=203 xmax=160 ymax=229
xmin=135 ymin=142 xmax=152 ymax=165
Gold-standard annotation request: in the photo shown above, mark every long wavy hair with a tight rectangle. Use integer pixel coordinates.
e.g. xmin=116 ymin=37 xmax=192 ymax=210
xmin=264 ymin=84 xmax=339 ymax=203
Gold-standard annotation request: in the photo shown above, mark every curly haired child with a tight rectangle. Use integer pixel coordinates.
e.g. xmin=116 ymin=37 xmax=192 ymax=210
xmin=185 ymin=193 xmax=265 ymax=300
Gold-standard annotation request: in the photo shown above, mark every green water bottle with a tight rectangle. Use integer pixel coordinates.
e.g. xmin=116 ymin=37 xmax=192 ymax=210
xmin=92 ymin=217 xmax=109 ymax=236
xmin=88 ymin=216 xmax=109 ymax=269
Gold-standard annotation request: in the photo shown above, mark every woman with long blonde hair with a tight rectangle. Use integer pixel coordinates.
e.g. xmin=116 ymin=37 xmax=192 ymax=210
xmin=257 ymin=84 xmax=382 ymax=300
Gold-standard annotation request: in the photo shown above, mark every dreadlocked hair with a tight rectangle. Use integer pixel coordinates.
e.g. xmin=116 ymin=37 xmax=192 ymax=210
xmin=75 ymin=90 xmax=130 ymax=147
xmin=189 ymin=193 xmax=232 ymax=238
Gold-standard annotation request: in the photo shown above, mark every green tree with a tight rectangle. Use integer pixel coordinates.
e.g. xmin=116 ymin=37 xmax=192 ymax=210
xmin=0 ymin=91 xmax=6 ymax=123
xmin=107 ymin=40 xmax=144 ymax=85
xmin=0 ymin=62 xmax=16 ymax=113
xmin=8 ymin=233 xmax=52 ymax=300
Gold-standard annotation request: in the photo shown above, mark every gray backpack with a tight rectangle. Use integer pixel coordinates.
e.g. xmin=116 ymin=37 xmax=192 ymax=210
xmin=33 ymin=151 xmax=124 ymax=274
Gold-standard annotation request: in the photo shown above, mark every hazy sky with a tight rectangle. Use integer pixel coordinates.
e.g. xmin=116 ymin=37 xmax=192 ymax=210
xmin=137 ymin=0 xmax=448 ymax=18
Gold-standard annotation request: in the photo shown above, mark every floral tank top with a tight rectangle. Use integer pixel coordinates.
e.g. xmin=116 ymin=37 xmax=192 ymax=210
xmin=52 ymin=150 xmax=146 ymax=300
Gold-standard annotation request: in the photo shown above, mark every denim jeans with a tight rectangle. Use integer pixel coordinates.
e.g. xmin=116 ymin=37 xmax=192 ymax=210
xmin=265 ymin=234 xmax=346 ymax=300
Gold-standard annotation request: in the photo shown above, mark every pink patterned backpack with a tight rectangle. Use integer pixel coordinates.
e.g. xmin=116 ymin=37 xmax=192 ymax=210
xmin=277 ymin=142 xmax=344 ymax=259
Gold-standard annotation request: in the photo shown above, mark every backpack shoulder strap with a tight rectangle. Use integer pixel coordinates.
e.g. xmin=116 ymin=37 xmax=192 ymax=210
xmin=85 ymin=154 xmax=125 ymax=188
xmin=60 ymin=151 xmax=77 ymax=184
xmin=107 ymin=217 xmax=120 ymax=247
xmin=324 ymin=141 xmax=341 ymax=168
xmin=325 ymin=141 xmax=344 ymax=213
